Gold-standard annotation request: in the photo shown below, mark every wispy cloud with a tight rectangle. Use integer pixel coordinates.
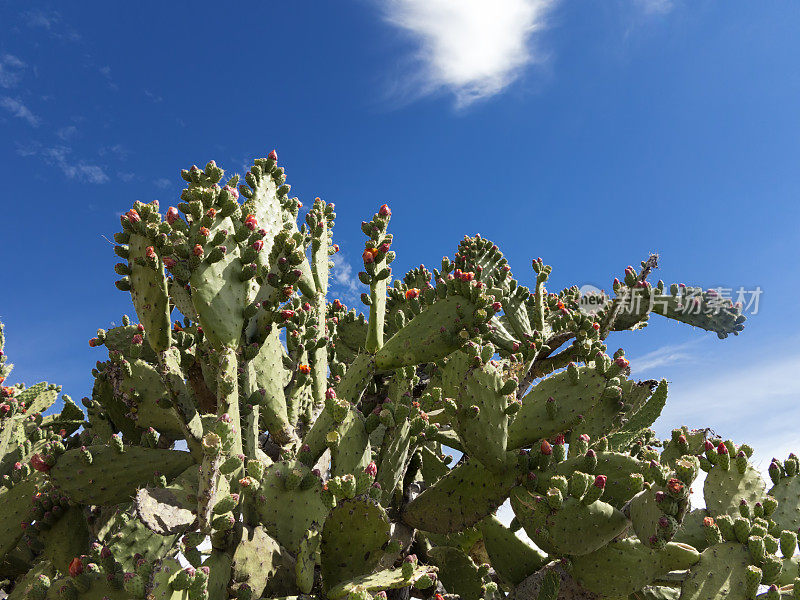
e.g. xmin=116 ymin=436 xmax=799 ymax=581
xmin=630 ymin=338 xmax=706 ymax=374
xmin=0 ymin=54 xmax=26 ymax=89
xmin=41 ymin=146 xmax=109 ymax=184
xmin=154 ymin=177 xmax=171 ymax=189
xmin=56 ymin=125 xmax=78 ymax=140
xmin=380 ymin=0 xmax=555 ymax=107
xmin=23 ymin=10 xmax=81 ymax=42
xmin=144 ymin=90 xmax=163 ymax=103
xmin=99 ymin=144 xmax=127 ymax=159
xmin=330 ymin=253 xmax=361 ymax=303
xmin=0 ymin=97 xmax=40 ymax=126
xmin=634 ymin=0 xmax=674 ymax=15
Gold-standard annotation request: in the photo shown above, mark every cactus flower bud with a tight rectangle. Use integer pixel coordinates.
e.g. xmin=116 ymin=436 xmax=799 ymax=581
xmin=540 ymin=440 xmax=552 ymax=456
xmin=193 ymin=244 xmax=204 ymax=257
xmin=30 ymin=454 xmax=50 ymax=473
xmin=252 ymin=240 xmax=264 ymax=252
xmin=245 ymin=214 xmax=258 ymax=231
xmin=125 ymin=209 xmax=140 ymax=223
xmin=166 ymin=207 xmax=179 ymax=224
xmin=594 ymin=475 xmax=607 ymax=489
xmin=365 ymin=461 xmax=378 ymax=476
xmin=268 ymin=149 xmax=278 ymax=161
xmin=199 ymin=227 xmax=210 ymax=237
xmin=68 ymin=557 xmax=83 ymax=577
xmin=379 ymin=204 xmax=391 ymax=217
xmin=131 ymin=334 xmax=143 ymax=345
xmin=145 ymin=246 xmax=156 ymax=259
xmin=163 ymin=256 xmax=176 ymax=269
xmin=405 ymin=288 xmax=419 ymax=299
xmin=298 ymin=364 xmax=310 ymax=374
xmin=491 ymin=302 xmax=502 ymax=311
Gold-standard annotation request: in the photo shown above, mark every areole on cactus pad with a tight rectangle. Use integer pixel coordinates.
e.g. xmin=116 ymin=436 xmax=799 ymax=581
xmin=0 ymin=152 xmax=788 ymax=600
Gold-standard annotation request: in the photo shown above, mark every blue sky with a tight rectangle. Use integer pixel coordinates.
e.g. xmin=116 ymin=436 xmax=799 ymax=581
xmin=1 ymin=1 xmax=798 ymax=469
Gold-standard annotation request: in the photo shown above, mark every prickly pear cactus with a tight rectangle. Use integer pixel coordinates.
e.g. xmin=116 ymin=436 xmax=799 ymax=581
xmin=1 ymin=152 xmax=792 ymax=600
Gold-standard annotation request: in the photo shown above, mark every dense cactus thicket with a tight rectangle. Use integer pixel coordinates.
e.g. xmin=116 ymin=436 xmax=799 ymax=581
xmin=0 ymin=152 xmax=794 ymax=600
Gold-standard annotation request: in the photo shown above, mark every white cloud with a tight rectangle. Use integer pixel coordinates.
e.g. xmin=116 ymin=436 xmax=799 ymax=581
xmin=330 ymin=253 xmax=361 ymax=302
xmin=380 ymin=0 xmax=555 ymax=107
xmin=630 ymin=338 xmax=706 ymax=374
xmin=154 ymin=177 xmax=171 ymax=189
xmin=56 ymin=125 xmax=78 ymax=140
xmin=0 ymin=55 xmax=26 ymax=89
xmin=635 ymin=0 xmax=673 ymax=15
xmin=41 ymin=146 xmax=109 ymax=184
xmin=0 ymin=97 xmax=40 ymax=126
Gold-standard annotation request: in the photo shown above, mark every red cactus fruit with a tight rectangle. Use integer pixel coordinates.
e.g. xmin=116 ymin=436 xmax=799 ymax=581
xmin=365 ymin=461 xmax=378 ymax=476
xmin=125 ymin=209 xmax=140 ymax=223
xmin=193 ymin=244 xmax=204 ymax=257
xmin=540 ymin=440 xmax=552 ymax=456
xmin=166 ymin=207 xmax=179 ymax=224
xmin=30 ymin=454 xmax=50 ymax=473
xmin=252 ymin=240 xmax=264 ymax=252
xmin=378 ymin=204 xmax=391 ymax=217
xmin=594 ymin=475 xmax=607 ymax=489
xmin=298 ymin=364 xmax=311 ymax=374
xmin=145 ymin=246 xmax=156 ymax=259
xmin=405 ymin=288 xmax=419 ymax=300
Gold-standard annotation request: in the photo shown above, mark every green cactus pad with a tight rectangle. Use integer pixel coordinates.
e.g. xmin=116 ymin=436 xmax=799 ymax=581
xmin=0 ymin=475 xmax=41 ymax=557
xmin=427 ymin=546 xmax=485 ymax=600
xmin=135 ymin=466 xmax=198 ymax=535
xmin=508 ymin=367 xmax=608 ymax=450
xmin=254 ymin=461 xmax=327 ymax=554
xmin=704 ymin=462 xmax=765 ymax=518
xmin=250 ymin=329 xmax=293 ymax=444
xmin=38 ymin=506 xmax=90 ymax=575
xmin=570 ymin=538 xmax=700 ymax=596
xmin=230 ymin=524 xmax=296 ymax=598
xmin=375 ymin=418 xmax=412 ymax=505
xmin=402 ymin=459 xmax=517 ymax=534
xmin=479 ymin=515 xmax=548 ymax=586
xmin=105 ymin=509 xmax=180 ymax=573
xmin=330 ymin=408 xmax=371 ymax=477
xmin=375 ymin=296 xmax=480 ymax=370
xmin=678 ymin=542 xmax=753 ymax=600
xmin=326 ymin=563 xmax=434 ymax=600
xmin=442 ymin=349 xmax=512 ymax=473
xmin=7 ymin=559 xmax=55 ymax=600
xmin=128 ymin=232 xmax=172 ymax=353
xmin=672 ymin=508 xmax=712 ymax=552
xmin=767 ymin=471 xmax=800 ymax=533
xmin=49 ymin=445 xmax=194 ymax=505
xmin=189 ymin=216 xmax=247 ymax=350
xmin=510 ymin=487 xmax=629 ymax=556
xmin=321 ymin=496 xmax=391 ymax=589
xmin=552 ymin=451 xmax=650 ymax=508
xmin=509 ymin=561 xmax=598 ymax=600
xmin=145 ymin=557 xmax=190 ymax=600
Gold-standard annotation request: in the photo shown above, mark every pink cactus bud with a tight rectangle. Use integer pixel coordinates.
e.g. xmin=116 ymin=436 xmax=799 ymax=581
xmin=554 ymin=434 xmax=565 ymax=445
xmin=594 ymin=475 xmax=607 ymax=489
xmin=332 ymin=299 xmax=343 ymax=311
xmin=30 ymin=454 xmax=50 ymax=473
xmin=252 ymin=240 xmax=264 ymax=252
xmin=145 ymin=246 xmax=156 ymax=259
xmin=540 ymin=440 xmax=552 ymax=456
xmin=704 ymin=440 xmax=715 ymax=451
xmin=362 ymin=249 xmax=375 ymax=264
xmin=405 ymin=288 xmax=419 ymax=299
xmin=365 ymin=461 xmax=378 ymax=476
xmin=280 ymin=310 xmax=295 ymax=321
xmin=131 ymin=334 xmax=143 ymax=345
xmin=223 ymin=185 xmax=239 ymax=200
xmin=245 ymin=214 xmax=258 ymax=231
xmin=579 ymin=434 xmax=591 ymax=443
xmin=378 ymin=204 xmax=391 ymax=217
xmin=717 ymin=442 xmax=728 ymax=455
xmin=166 ymin=207 xmax=179 ymax=224
xmin=193 ymin=244 xmax=204 ymax=257
xmin=491 ymin=302 xmax=502 ymax=311
xmin=325 ymin=388 xmax=337 ymax=400
xmin=125 ymin=209 xmax=140 ymax=223
xmin=268 ymin=149 xmax=278 ymax=161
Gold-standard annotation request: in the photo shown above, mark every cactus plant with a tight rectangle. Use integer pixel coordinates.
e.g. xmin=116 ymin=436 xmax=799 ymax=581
xmin=0 ymin=151 xmax=792 ymax=600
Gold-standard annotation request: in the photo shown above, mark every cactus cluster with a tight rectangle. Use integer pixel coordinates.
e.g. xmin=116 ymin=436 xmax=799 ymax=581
xmin=0 ymin=152 xmax=793 ymax=600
